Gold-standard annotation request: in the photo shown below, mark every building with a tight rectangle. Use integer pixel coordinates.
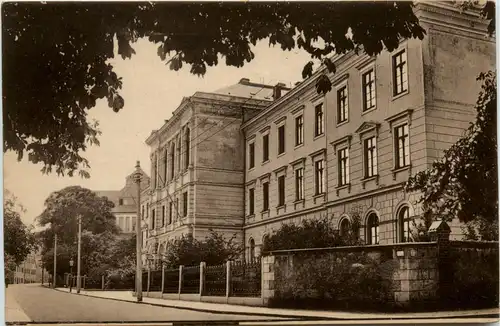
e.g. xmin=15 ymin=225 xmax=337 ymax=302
xmin=141 ymin=79 xmax=290 ymax=265
xmin=142 ymin=2 xmax=495 ymax=264
xmin=13 ymin=251 xmax=50 ymax=284
xmin=96 ymin=168 xmax=150 ymax=236
xmin=242 ymin=1 xmax=495 ymax=259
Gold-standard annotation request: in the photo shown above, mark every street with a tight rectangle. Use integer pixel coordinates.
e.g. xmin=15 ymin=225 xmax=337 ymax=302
xmin=6 ymin=284 xmax=285 ymax=324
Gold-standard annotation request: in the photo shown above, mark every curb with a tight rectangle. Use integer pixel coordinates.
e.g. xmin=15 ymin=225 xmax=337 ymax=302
xmin=49 ymin=287 xmax=310 ymax=320
xmin=49 ymin=288 xmax=500 ymax=322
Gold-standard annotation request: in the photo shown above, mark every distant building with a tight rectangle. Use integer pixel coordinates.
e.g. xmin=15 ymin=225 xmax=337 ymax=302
xmin=13 ymin=251 xmax=50 ymax=284
xmin=96 ymin=168 xmax=150 ymax=236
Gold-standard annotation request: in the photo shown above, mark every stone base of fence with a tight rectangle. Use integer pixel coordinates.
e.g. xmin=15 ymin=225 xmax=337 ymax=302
xmin=141 ymin=292 xmax=265 ymax=306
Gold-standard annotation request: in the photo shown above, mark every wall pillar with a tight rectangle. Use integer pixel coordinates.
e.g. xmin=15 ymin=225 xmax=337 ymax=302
xmin=261 ymin=255 xmax=275 ymax=306
xmin=225 ymin=261 xmax=232 ymax=302
xmin=161 ymin=265 xmax=165 ymax=294
xmin=199 ymin=262 xmax=206 ymax=296
xmin=429 ymin=219 xmax=452 ymax=306
xmin=178 ymin=265 xmax=184 ymax=300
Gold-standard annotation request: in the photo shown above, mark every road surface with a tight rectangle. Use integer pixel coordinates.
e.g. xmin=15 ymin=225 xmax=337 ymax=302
xmin=6 ymin=284 xmax=284 ymax=324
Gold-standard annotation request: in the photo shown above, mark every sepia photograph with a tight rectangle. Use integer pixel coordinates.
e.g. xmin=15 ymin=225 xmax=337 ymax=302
xmin=2 ymin=1 xmax=498 ymax=325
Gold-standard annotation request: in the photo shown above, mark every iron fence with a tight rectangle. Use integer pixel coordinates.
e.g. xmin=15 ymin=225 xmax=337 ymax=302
xmin=181 ymin=265 xmax=200 ymax=294
xmin=231 ymin=261 xmax=261 ymax=297
xmin=84 ymin=277 xmax=102 ymax=290
xmin=163 ymin=268 xmax=179 ymax=293
xmin=204 ymin=264 xmax=226 ymax=296
xmin=149 ymin=270 xmax=162 ymax=292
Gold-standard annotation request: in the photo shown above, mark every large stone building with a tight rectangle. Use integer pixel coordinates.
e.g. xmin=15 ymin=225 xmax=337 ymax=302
xmin=142 ymin=2 xmax=495 ymax=264
xmin=96 ymin=168 xmax=150 ymax=236
xmin=141 ymin=79 xmax=289 ymax=265
xmin=242 ymin=1 xmax=495 ymax=259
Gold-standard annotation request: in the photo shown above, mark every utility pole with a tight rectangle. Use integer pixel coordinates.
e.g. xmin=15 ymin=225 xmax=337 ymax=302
xmin=52 ymin=234 xmax=57 ymax=288
xmin=76 ymin=215 xmax=82 ymax=293
xmin=135 ymin=161 xmax=143 ymax=302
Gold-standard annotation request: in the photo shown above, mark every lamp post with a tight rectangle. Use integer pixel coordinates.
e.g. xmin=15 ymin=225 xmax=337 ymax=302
xmin=76 ymin=215 xmax=82 ymax=294
xmin=134 ymin=161 xmax=143 ymax=302
xmin=69 ymin=259 xmax=74 ymax=292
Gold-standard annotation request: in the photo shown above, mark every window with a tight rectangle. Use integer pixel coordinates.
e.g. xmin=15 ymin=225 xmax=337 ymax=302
xmin=295 ymin=168 xmax=304 ymax=201
xmin=176 ymin=198 xmax=179 ymax=219
xmin=337 ymin=86 xmax=349 ymax=123
xmin=314 ymin=103 xmax=324 ymax=136
xmin=362 ymin=69 xmax=376 ymax=111
xmin=162 ymin=205 xmax=166 ymax=226
xmin=393 ymin=50 xmax=408 ymax=96
xmin=118 ymin=199 xmax=124 ymax=206
xmin=249 ymin=188 xmax=255 ymax=215
xmin=295 ymin=115 xmax=303 ymax=146
xmin=182 ymin=192 xmax=188 ymax=217
xmin=278 ymin=175 xmax=285 ymax=207
xmin=177 ymin=140 xmax=181 ymax=173
xmin=249 ymin=238 xmax=256 ymax=263
xmin=132 ymin=217 xmax=136 ymax=231
xmin=151 ymin=209 xmax=156 ymax=229
xmin=398 ymin=206 xmax=412 ymax=243
xmin=366 ymin=213 xmax=379 ymax=244
xmin=364 ymin=137 xmax=378 ymax=177
xmin=278 ymin=125 xmax=285 ymax=154
xmin=262 ymin=134 xmax=269 ymax=162
xmin=314 ymin=160 xmax=325 ymax=195
xmin=163 ymin=150 xmax=168 ymax=184
xmin=170 ymin=144 xmax=175 ymax=179
xmin=338 ymin=148 xmax=350 ymax=186
xmin=141 ymin=205 xmax=145 ymax=218
xmin=184 ymin=128 xmax=190 ymax=169
xmin=125 ymin=216 xmax=130 ymax=232
xmin=395 ymin=124 xmax=410 ymax=168
xmin=146 ymin=203 xmax=149 ymax=217
xmin=248 ymin=143 xmax=255 ymax=169
xmin=168 ymin=202 xmax=173 ymax=224
xmin=262 ymin=182 xmax=269 ymax=211
xmin=340 ymin=218 xmax=350 ymax=237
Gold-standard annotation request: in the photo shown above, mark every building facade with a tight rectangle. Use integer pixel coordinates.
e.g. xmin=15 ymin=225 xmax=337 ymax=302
xmin=241 ymin=2 xmax=495 ymax=259
xmin=142 ymin=2 xmax=495 ymax=264
xmin=142 ymin=79 xmax=289 ymax=265
xmin=13 ymin=251 xmax=50 ymax=284
xmin=96 ymin=169 xmax=150 ymax=237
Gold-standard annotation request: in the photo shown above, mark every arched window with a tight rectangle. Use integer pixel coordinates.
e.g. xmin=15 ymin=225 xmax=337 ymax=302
xmin=398 ymin=206 xmax=411 ymax=243
xmin=366 ymin=213 xmax=379 ymax=244
xmin=185 ymin=128 xmax=190 ymax=169
xmin=339 ymin=218 xmax=351 ymax=237
xmin=170 ymin=143 xmax=175 ymax=179
xmin=163 ymin=148 xmax=168 ymax=185
xmin=177 ymin=138 xmax=181 ymax=172
xmin=249 ymin=238 xmax=255 ymax=263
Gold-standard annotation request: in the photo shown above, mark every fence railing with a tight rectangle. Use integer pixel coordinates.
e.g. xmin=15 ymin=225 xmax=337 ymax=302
xmin=231 ymin=260 xmax=261 ymax=297
xmin=163 ymin=268 xmax=179 ymax=293
xmin=181 ymin=265 xmax=200 ymax=294
xmin=205 ymin=264 xmax=226 ymax=296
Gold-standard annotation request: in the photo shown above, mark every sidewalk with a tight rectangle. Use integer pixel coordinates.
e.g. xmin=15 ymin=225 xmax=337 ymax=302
xmin=53 ymin=287 xmax=500 ymax=320
xmin=5 ymin=285 xmax=32 ymax=323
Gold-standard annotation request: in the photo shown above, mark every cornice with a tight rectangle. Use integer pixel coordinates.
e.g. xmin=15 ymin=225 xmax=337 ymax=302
xmin=290 ymin=157 xmax=306 ymax=167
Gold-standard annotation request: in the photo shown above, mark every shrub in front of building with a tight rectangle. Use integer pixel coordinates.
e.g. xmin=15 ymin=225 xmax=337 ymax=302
xmin=270 ymin=251 xmax=393 ymax=311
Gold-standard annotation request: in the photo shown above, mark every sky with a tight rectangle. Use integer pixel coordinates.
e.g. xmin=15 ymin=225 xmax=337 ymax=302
xmin=3 ymin=38 xmax=311 ymax=226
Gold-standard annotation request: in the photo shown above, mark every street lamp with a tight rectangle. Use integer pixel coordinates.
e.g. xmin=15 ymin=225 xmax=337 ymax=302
xmin=134 ymin=161 xmax=143 ymax=302
xmin=69 ymin=259 xmax=74 ymax=292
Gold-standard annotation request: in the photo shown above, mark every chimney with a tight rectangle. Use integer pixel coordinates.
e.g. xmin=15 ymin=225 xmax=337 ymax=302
xmin=239 ymin=78 xmax=250 ymax=85
xmin=273 ymin=82 xmax=287 ymax=100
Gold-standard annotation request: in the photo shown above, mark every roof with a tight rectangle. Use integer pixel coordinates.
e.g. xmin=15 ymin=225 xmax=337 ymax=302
xmin=213 ymin=78 xmax=278 ymax=100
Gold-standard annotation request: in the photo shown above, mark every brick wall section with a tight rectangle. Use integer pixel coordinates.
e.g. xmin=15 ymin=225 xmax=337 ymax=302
xmin=261 ymin=255 xmax=275 ymax=305
xmin=392 ymin=244 xmax=439 ymax=305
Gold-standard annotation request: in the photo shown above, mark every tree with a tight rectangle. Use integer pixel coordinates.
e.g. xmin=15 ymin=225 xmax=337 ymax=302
xmin=405 ymin=71 xmax=497 ymax=240
xmin=162 ymin=231 xmax=242 ymax=268
xmin=37 ymin=186 xmax=120 ymax=278
xmin=262 ymin=214 xmax=362 ymax=253
xmin=2 ymin=1 xmax=436 ymax=177
xmin=4 ymin=191 xmax=36 ymax=265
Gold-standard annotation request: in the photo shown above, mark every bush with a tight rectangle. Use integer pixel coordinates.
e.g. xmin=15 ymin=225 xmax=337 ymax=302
xmin=447 ymin=248 xmax=499 ymax=309
xmin=262 ymin=215 xmax=362 ymax=253
xmin=271 ymin=252 xmax=393 ymax=311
